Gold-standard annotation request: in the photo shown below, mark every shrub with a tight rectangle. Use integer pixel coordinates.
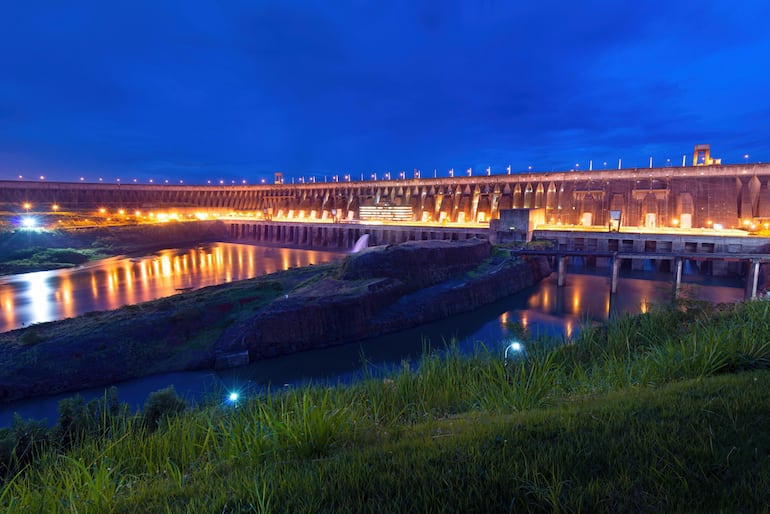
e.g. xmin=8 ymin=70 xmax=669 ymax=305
xmin=142 ymin=386 xmax=187 ymax=430
xmin=19 ymin=330 xmax=45 ymax=346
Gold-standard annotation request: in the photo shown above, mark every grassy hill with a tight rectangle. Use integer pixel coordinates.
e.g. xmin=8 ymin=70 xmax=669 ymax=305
xmin=1 ymin=297 xmax=769 ymax=512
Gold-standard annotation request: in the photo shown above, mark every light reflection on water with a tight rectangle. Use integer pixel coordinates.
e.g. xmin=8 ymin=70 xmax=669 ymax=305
xmin=0 ymin=258 xmax=746 ymax=426
xmin=0 ymin=243 xmax=343 ymax=333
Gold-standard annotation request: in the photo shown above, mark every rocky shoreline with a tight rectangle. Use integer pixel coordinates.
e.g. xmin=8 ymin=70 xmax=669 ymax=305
xmin=0 ymin=238 xmax=550 ymax=404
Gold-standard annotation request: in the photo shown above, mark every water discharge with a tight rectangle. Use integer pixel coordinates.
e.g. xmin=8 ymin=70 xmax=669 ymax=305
xmin=351 ymin=234 xmax=370 ymax=253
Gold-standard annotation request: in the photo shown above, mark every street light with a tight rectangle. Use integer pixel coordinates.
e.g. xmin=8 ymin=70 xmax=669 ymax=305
xmin=745 ymin=154 xmax=750 ymax=163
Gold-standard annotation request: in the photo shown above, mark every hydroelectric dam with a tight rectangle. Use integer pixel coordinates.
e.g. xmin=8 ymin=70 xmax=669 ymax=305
xmin=3 ymin=162 xmax=770 ymax=230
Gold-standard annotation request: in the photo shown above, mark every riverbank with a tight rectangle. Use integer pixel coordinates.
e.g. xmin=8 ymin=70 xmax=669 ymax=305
xmin=0 ymin=239 xmax=550 ymax=404
xmin=2 ymin=298 xmax=769 ymax=512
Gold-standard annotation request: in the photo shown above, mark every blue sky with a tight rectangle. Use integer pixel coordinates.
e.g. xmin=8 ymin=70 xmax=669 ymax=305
xmin=1 ymin=1 xmax=769 ymax=184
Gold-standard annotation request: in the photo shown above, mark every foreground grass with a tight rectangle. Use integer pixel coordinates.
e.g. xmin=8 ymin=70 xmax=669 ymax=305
xmin=2 ymin=299 xmax=770 ymax=512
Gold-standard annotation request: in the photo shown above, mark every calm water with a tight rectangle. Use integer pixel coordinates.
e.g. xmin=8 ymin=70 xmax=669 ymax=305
xmin=0 ymin=251 xmax=745 ymax=427
xmin=0 ymin=243 xmax=344 ymax=332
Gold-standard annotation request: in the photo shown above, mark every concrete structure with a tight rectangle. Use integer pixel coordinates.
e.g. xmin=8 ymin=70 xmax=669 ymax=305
xmin=227 ymin=220 xmax=489 ymax=249
xmin=3 ymin=162 xmax=770 ymax=230
xmin=490 ymin=208 xmax=545 ymax=242
xmin=523 ymin=230 xmax=770 ymax=298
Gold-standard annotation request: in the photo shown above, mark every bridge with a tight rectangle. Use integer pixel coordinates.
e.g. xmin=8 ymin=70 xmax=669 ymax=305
xmin=3 ymin=162 xmax=770 ymax=230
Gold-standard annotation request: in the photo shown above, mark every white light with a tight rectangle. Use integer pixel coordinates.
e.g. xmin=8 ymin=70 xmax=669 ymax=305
xmin=228 ymin=392 xmax=239 ymax=402
xmin=22 ymin=217 xmax=36 ymax=228
xmin=504 ymin=340 xmax=525 ymax=363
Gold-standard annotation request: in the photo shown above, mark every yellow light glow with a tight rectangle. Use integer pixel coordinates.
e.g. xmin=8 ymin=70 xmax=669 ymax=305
xmin=99 ymin=208 xmax=106 ymax=214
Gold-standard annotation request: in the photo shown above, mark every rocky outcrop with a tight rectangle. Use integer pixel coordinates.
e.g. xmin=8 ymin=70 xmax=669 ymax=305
xmin=215 ymin=240 xmax=550 ymax=360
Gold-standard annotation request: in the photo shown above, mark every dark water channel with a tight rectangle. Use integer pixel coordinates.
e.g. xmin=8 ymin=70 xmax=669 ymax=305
xmin=0 ymin=247 xmax=745 ymax=427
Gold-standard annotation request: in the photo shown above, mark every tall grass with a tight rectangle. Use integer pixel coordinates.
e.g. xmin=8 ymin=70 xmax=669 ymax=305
xmin=2 ymin=298 xmax=770 ymax=512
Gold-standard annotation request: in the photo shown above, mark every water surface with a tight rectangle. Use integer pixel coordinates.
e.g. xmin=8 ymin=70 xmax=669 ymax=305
xmin=0 ymin=243 xmax=343 ymax=332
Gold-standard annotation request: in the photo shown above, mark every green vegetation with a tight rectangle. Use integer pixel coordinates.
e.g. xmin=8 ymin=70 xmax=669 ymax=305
xmin=1 ymin=297 xmax=769 ymax=512
xmin=0 ymin=247 xmax=110 ymax=274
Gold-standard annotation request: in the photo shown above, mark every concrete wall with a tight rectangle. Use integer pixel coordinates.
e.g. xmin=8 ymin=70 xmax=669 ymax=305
xmin=227 ymin=221 xmax=489 ymax=249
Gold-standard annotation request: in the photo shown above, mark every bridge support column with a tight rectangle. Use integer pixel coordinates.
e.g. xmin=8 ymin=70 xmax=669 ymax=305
xmin=610 ymin=256 xmax=621 ymax=294
xmin=673 ymin=257 xmax=683 ymax=298
xmin=557 ymin=256 xmax=567 ymax=287
xmin=745 ymin=259 xmax=761 ymax=300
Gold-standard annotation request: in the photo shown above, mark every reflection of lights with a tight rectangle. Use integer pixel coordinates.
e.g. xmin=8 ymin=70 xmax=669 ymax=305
xmin=572 ymin=293 xmax=580 ymax=313
xmin=25 ymin=272 xmax=53 ymax=324
xmin=640 ymin=298 xmax=649 ymax=314
xmin=499 ymin=311 xmax=509 ymax=326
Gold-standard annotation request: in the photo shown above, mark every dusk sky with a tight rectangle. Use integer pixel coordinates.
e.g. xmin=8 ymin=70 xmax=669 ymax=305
xmin=1 ymin=1 xmax=769 ymax=185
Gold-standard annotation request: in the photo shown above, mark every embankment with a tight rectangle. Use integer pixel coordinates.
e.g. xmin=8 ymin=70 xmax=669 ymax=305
xmin=214 ymin=239 xmax=551 ymax=359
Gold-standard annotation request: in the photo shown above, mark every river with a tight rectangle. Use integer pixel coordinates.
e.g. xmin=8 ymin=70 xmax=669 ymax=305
xmin=0 ymin=244 xmax=745 ymax=427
